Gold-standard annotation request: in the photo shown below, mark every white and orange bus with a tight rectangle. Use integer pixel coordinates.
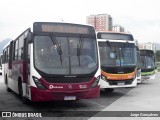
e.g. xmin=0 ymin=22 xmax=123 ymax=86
xmin=2 ymin=22 xmax=101 ymax=103
xmin=97 ymin=31 xmax=137 ymax=92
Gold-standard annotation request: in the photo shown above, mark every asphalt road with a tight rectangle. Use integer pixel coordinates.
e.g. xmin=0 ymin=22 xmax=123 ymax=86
xmin=89 ymin=72 xmax=160 ymax=120
xmin=0 ymin=75 xmax=132 ymax=120
xmin=1 ymin=72 xmax=160 ymax=120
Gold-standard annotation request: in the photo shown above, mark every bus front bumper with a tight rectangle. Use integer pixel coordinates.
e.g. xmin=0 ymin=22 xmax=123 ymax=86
xmin=30 ymin=85 xmax=100 ymax=102
xmin=100 ymin=78 xmax=137 ymax=88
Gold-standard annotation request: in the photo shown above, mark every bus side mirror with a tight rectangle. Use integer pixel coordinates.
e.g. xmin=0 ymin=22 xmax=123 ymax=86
xmin=27 ymin=33 xmax=32 ymax=43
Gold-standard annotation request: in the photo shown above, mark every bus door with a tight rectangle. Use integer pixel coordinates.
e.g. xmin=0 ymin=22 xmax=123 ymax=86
xmin=23 ymin=36 xmax=31 ymax=97
xmin=9 ymin=41 xmax=13 ymax=79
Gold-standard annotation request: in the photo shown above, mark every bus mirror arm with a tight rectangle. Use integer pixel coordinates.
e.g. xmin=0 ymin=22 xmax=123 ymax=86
xmin=27 ymin=33 xmax=32 ymax=43
xmin=27 ymin=64 xmax=30 ymax=75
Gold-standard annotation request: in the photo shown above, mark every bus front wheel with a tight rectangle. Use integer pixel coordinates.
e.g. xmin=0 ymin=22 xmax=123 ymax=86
xmin=105 ymin=88 xmax=114 ymax=93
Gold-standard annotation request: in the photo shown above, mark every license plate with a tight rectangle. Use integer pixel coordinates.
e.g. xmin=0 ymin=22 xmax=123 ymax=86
xmin=64 ymin=96 xmax=76 ymax=100
xmin=143 ymin=76 xmax=150 ymax=79
xmin=117 ymin=82 xmax=125 ymax=86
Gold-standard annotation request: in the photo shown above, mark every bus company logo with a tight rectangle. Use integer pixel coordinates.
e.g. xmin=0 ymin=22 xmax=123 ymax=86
xmin=2 ymin=112 xmax=42 ymax=118
xmin=68 ymin=84 xmax=72 ymax=89
xmin=2 ymin=112 xmax=11 ymax=117
xmin=49 ymin=85 xmax=63 ymax=89
xmin=64 ymin=75 xmax=76 ymax=78
xmin=118 ymin=71 xmax=124 ymax=74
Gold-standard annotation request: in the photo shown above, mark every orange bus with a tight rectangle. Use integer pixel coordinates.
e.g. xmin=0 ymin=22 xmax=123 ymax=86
xmin=97 ymin=31 xmax=137 ymax=92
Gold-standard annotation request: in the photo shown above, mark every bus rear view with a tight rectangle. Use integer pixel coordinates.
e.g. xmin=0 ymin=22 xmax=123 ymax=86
xmin=97 ymin=32 xmax=137 ymax=91
xmin=3 ymin=22 xmax=100 ymax=103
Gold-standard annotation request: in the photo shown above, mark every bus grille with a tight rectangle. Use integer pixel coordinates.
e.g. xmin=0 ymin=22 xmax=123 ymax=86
xmin=101 ymin=66 xmax=136 ymax=74
xmin=44 ymin=77 xmax=92 ymax=83
xmin=107 ymin=79 xmax=133 ymax=85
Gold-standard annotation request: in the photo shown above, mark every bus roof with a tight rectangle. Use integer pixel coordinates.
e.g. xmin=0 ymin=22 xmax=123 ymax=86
xmin=3 ymin=41 xmax=11 ymax=50
xmin=140 ymin=49 xmax=154 ymax=55
xmin=97 ymin=31 xmax=132 ymax=35
xmin=97 ymin=31 xmax=134 ymax=41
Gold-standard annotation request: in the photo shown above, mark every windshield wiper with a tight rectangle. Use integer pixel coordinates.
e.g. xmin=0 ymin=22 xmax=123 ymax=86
xmin=77 ymin=37 xmax=84 ymax=66
xmin=50 ymin=34 xmax=63 ymax=66
xmin=106 ymin=40 xmax=117 ymax=54
xmin=106 ymin=40 xmax=112 ymax=51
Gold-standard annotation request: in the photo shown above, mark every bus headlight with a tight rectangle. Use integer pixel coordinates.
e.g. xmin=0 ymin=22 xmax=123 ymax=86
xmin=32 ymin=76 xmax=46 ymax=90
xmin=91 ymin=76 xmax=100 ymax=88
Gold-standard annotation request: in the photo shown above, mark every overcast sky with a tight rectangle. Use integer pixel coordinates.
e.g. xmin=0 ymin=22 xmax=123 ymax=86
xmin=0 ymin=0 xmax=160 ymax=43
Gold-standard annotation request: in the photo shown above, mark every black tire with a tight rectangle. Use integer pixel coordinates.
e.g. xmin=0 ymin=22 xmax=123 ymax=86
xmin=22 ymin=97 xmax=30 ymax=104
xmin=5 ymin=76 xmax=12 ymax=92
xmin=7 ymin=87 xmax=12 ymax=92
xmin=105 ymin=88 xmax=114 ymax=93
xmin=18 ymin=80 xmax=30 ymax=104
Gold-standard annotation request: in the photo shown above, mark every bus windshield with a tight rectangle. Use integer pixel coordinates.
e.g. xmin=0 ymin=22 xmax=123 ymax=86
xmin=140 ymin=55 xmax=155 ymax=69
xmin=98 ymin=42 xmax=136 ymax=67
xmin=34 ymin=35 xmax=97 ymax=75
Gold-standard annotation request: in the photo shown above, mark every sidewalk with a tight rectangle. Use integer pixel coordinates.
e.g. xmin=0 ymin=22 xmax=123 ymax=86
xmin=89 ymin=72 xmax=160 ymax=120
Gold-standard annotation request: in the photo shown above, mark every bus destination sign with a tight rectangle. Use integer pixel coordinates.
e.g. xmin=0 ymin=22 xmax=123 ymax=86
xmin=33 ymin=22 xmax=90 ymax=34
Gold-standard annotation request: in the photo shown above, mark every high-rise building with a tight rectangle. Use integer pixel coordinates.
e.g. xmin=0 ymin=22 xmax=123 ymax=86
xmin=113 ymin=25 xmax=125 ymax=32
xmin=86 ymin=14 xmax=113 ymax=31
